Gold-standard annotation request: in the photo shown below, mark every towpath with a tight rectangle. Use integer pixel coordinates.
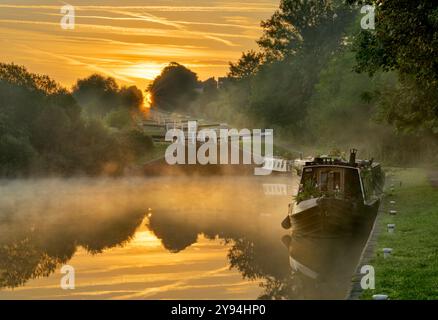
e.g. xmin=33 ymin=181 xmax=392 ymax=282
xmin=428 ymin=171 xmax=438 ymax=188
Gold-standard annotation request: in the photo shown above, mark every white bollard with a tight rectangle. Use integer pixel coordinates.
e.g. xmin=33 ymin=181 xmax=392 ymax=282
xmin=389 ymin=210 xmax=397 ymax=215
xmin=387 ymin=224 xmax=395 ymax=233
xmin=390 ymin=200 xmax=396 ymax=205
xmin=383 ymin=248 xmax=393 ymax=258
xmin=372 ymin=294 xmax=388 ymax=300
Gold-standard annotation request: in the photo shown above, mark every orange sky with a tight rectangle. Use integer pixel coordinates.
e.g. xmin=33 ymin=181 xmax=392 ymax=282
xmin=0 ymin=0 xmax=278 ymax=90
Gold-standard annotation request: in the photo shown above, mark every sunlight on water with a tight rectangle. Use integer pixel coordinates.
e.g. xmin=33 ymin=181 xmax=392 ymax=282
xmin=0 ymin=175 xmax=368 ymax=299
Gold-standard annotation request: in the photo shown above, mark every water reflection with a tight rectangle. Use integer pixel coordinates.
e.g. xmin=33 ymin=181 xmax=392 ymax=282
xmin=0 ymin=177 xmax=372 ymax=299
xmin=278 ymin=233 xmax=369 ymax=299
xmin=0 ymin=207 xmax=145 ymax=289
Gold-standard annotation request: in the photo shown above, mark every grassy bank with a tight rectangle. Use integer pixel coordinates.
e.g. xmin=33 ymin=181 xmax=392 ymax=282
xmin=361 ymin=168 xmax=438 ymax=299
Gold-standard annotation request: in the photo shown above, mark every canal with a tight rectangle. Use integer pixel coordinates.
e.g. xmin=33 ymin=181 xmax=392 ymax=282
xmin=0 ymin=176 xmax=371 ymax=299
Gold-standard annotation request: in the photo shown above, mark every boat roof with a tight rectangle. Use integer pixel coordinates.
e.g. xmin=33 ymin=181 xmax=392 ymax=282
xmin=304 ymin=156 xmax=380 ymax=169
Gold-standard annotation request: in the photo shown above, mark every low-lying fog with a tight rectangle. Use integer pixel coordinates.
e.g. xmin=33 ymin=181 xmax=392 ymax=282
xmin=0 ymin=176 xmax=367 ymax=299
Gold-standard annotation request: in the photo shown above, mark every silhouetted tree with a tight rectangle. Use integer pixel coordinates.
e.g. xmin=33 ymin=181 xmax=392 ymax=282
xmin=258 ymin=0 xmax=350 ymax=60
xmin=228 ymin=51 xmax=264 ymax=80
xmin=72 ymin=74 xmax=120 ymax=117
xmin=120 ymin=85 xmax=144 ymax=111
xmin=0 ymin=63 xmax=152 ymax=177
xmin=148 ymin=62 xmax=199 ymax=111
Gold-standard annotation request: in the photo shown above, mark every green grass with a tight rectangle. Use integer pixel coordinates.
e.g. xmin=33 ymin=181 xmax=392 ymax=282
xmin=139 ymin=142 xmax=169 ymax=163
xmin=361 ymin=168 xmax=438 ymax=299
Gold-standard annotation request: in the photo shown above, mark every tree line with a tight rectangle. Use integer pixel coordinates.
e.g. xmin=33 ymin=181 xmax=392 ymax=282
xmin=148 ymin=0 xmax=438 ymax=165
xmin=0 ymin=64 xmax=153 ymax=177
xmin=1 ymin=0 xmax=436 ymax=176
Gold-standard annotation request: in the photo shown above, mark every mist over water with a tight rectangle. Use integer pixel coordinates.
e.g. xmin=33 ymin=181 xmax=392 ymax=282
xmin=0 ymin=176 xmax=369 ymax=299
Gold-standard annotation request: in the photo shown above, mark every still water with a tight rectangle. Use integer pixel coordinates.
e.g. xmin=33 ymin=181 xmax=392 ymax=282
xmin=0 ymin=176 xmax=369 ymax=299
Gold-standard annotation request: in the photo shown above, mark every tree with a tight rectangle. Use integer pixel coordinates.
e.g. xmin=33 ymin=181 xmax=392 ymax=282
xmin=257 ymin=0 xmax=353 ymax=60
xmin=105 ymin=109 xmax=132 ymax=129
xmin=0 ymin=63 xmax=63 ymax=95
xmin=350 ymin=0 xmax=438 ymax=85
xmin=349 ymin=0 xmax=438 ymax=134
xmin=0 ymin=135 xmax=35 ymax=176
xmin=0 ymin=63 xmax=151 ymax=177
xmin=228 ymin=50 xmax=264 ymax=80
xmin=119 ymin=129 xmax=154 ymax=160
xmin=375 ymin=79 xmax=438 ymax=134
xmin=221 ymin=1 xmax=354 ymax=130
xmin=120 ymin=85 xmax=144 ymax=111
xmin=201 ymin=77 xmax=218 ymax=95
xmin=72 ymin=75 xmax=144 ymax=122
xmin=148 ymin=62 xmax=199 ymax=111
xmin=72 ymin=74 xmax=120 ymax=117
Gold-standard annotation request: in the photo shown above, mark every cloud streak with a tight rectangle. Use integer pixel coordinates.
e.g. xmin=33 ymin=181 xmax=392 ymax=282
xmin=0 ymin=0 xmax=277 ymax=86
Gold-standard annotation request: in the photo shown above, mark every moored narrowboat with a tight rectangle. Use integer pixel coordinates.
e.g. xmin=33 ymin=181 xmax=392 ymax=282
xmin=282 ymin=149 xmax=385 ymax=235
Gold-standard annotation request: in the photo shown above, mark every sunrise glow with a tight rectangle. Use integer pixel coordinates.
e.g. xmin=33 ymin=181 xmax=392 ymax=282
xmin=143 ymin=92 xmax=153 ymax=110
xmin=119 ymin=63 xmax=165 ymax=82
xmin=0 ymin=1 xmax=277 ymax=88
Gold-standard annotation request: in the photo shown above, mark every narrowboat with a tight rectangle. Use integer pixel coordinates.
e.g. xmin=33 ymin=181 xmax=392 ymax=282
xmin=282 ymin=149 xmax=385 ymax=235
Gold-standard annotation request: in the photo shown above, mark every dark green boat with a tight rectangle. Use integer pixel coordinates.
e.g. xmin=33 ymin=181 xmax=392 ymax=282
xmin=282 ymin=149 xmax=385 ymax=236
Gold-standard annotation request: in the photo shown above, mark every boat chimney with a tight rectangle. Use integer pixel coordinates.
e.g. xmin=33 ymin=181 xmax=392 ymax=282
xmin=349 ymin=149 xmax=357 ymax=166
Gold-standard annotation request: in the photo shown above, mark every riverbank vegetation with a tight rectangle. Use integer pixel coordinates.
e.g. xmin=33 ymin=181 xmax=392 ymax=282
xmin=361 ymin=168 xmax=438 ymax=299
xmin=0 ymin=63 xmax=153 ymax=177
xmin=1 ymin=0 xmax=437 ymax=178
xmin=148 ymin=0 xmax=438 ymax=166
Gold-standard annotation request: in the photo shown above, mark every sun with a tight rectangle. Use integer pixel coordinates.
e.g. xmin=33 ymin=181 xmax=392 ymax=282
xmin=143 ymin=92 xmax=153 ymax=109
xmin=120 ymin=63 xmax=164 ymax=81
xmin=139 ymin=92 xmax=153 ymax=114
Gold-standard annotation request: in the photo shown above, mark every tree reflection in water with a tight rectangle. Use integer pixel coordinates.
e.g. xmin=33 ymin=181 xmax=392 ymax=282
xmin=147 ymin=209 xmax=371 ymax=300
xmin=0 ymin=176 xmax=370 ymax=299
xmin=0 ymin=209 xmax=146 ymax=289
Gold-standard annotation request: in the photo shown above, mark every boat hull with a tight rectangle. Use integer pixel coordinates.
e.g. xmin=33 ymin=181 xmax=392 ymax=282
xmin=289 ymin=198 xmax=378 ymax=236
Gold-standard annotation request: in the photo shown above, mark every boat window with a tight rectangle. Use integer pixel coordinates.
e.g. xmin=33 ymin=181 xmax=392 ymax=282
xmin=301 ymin=169 xmax=315 ymax=184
